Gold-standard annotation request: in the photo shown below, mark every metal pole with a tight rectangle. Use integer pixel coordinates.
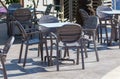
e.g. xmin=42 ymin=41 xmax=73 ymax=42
xmin=20 ymin=0 xmax=24 ymax=7
xmin=69 ymin=0 xmax=73 ymax=22
xmin=60 ymin=0 xmax=64 ymax=22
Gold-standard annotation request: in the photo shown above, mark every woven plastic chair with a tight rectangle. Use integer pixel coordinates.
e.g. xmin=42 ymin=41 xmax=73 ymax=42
xmin=11 ymin=21 xmax=48 ymax=67
xmin=35 ymin=4 xmax=53 ymax=15
xmin=37 ymin=15 xmax=59 ymax=65
xmin=13 ymin=8 xmax=33 ymax=29
xmin=0 ymin=36 xmax=15 ymax=79
xmin=55 ymin=24 xmax=85 ymax=71
xmin=96 ymin=5 xmax=114 ymax=45
xmin=79 ymin=9 xmax=99 ymax=61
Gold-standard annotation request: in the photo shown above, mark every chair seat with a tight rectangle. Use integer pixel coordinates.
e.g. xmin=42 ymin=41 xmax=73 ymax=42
xmin=24 ymin=38 xmax=40 ymax=45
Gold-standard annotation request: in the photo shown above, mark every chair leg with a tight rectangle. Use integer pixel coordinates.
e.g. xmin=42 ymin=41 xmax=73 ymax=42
xmin=83 ymin=40 xmax=88 ymax=58
xmin=110 ymin=22 xmax=117 ymax=45
xmin=80 ymin=39 xmax=85 ymax=69
xmin=93 ymin=32 xmax=99 ymax=62
xmin=63 ymin=47 xmax=69 ymax=58
xmin=1 ymin=58 xmax=7 ymax=79
xmin=105 ymin=26 xmax=109 ymax=45
xmin=23 ymin=45 xmax=29 ymax=67
xmin=49 ymin=48 xmax=53 ymax=66
xmin=97 ymin=26 xmax=100 ymax=43
xmin=100 ymin=25 xmax=103 ymax=44
xmin=56 ymin=43 xmax=59 ymax=71
xmin=39 ymin=43 xmax=44 ymax=61
xmin=18 ymin=42 xmax=24 ymax=63
xmin=49 ymin=36 xmax=54 ymax=65
xmin=76 ymin=48 xmax=79 ymax=65
xmin=50 ymin=35 xmax=53 ymax=55
xmin=44 ymin=40 xmax=49 ymax=66
xmin=37 ymin=44 xmax=40 ymax=57
xmin=66 ymin=48 xmax=69 ymax=57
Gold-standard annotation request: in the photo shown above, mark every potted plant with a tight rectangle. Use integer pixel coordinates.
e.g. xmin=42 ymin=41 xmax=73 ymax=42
xmin=6 ymin=0 xmax=20 ymax=4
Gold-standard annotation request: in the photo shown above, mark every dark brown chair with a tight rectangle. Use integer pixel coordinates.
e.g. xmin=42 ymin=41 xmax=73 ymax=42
xmin=54 ymin=24 xmax=85 ymax=71
xmin=79 ymin=9 xmax=99 ymax=61
xmin=0 ymin=36 xmax=15 ymax=79
xmin=35 ymin=4 xmax=53 ymax=15
xmin=37 ymin=15 xmax=59 ymax=65
xmin=11 ymin=8 xmax=36 ymax=37
xmin=96 ymin=5 xmax=115 ymax=45
xmin=13 ymin=8 xmax=33 ymax=29
xmin=11 ymin=21 xmax=48 ymax=67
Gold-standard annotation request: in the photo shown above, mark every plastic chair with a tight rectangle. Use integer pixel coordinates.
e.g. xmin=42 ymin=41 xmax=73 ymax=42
xmin=0 ymin=36 xmax=15 ymax=79
xmin=79 ymin=9 xmax=99 ymax=61
xmin=37 ymin=15 xmax=59 ymax=65
xmin=13 ymin=8 xmax=33 ymax=29
xmin=54 ymin=24 xmax=85 ymax=71
xmin=11 ymin=21 xmax=48 ymax=67
xmin=12 ymin=8 xmax=35 ymax=36
xmin=96 ymin=5 xmax=114 ymax=45
xmin=35 ymin=4 xmax=53 ymax=15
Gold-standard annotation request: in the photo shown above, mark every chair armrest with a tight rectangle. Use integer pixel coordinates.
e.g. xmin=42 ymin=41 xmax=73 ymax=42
xmin=83 ymin=29 xmax=96 ymax=31
xmin=35 ymin=11 xmax=45 ymax=14
xmin=26 ymin=30 xmax=41 ymax=35
xmin=82 ymin=29 xmax=96 ymax=36
xmin=25 ymin=28 xmax=39 ymax=32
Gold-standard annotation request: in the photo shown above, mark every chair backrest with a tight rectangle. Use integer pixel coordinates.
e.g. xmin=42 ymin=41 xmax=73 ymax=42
xmin=79 ymin=9 xmax=89 ymax=21
xmin=2 ymin=36 xmax=15 ymax=54
xmin=8 ymin=3 xmax=22 ymax=9
xmin=13 ymin=8 xmax=32 ymax=22
xmin=8 ymin=3 xmax=22 ymax=15
xmin=11 ymin=21 xmax=28 ymax=39
xmin=38 ymin=15 xmax=59 ymax=23
xmin=57 ymin=24 xmax=82 ymax=43
xmin=38 ymin=15 xmax=59 ymax=33
xmin=83 ymin=16 xmax=98 ymax=29
xmin=44 ymin=4 xmax=53 ymax=15
xmin=79 ymin=9 xmax=98 ymax=29
xmin=96 ymin=5 xmax=112 ymax=18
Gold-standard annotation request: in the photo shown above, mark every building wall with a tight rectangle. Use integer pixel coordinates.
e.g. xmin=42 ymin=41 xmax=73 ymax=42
xmin=112 ymin=0 xmax=120 ymax=10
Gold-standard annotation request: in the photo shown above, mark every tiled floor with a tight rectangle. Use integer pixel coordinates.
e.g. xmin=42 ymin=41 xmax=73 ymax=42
xmin=0 ymin=37 xmax=120 ymax=79
xmin=0 ymin=14 xmax=120 ymax=79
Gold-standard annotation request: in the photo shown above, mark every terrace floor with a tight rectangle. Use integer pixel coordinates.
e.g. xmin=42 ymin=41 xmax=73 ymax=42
xmin=0 ymin=23 xmax=120 ymax=79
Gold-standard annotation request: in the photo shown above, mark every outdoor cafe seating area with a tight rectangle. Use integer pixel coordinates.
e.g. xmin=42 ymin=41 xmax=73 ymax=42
xmin=1 ymin=0 xmax=120 ymax=79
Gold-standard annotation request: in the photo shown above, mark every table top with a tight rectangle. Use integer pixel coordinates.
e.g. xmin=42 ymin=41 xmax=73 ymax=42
xmin=101 ymin=10 xmax=120 ymax=15
xmin=38 ymin=22 xmax=77 ymax=28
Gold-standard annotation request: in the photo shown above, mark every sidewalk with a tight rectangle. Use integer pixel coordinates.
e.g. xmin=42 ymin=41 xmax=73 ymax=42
xmin=102 ymin=66 xmax=120 ymax=79
xmin=0 ymin=38 xmax=120 ymax=79
xmin=0 ymin=21 xmax=120 ymax=79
